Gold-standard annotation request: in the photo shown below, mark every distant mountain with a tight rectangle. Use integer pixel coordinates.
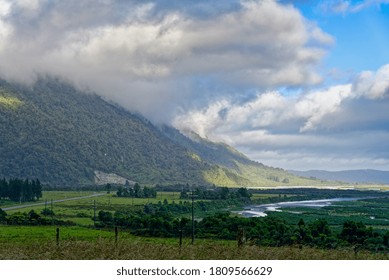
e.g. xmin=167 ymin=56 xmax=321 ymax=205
xmin=289 ymin=169 xmax=389 ymax=184
xmin=0 ymin=77 xmax=318 ymax=187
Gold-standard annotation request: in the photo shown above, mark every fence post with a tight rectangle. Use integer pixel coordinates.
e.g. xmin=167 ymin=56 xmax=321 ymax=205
xmin=93 ymin=200 xmax=96 ymax=227
xmin=237 ymin=228 xmax=246 ymax=247
xmin=56 ymin=227 xmax=60 ymax=246
xmin=51 ymin=199 xmax=54 ymax=225
xmin=115 ymin=226 xmax=118 ymax=244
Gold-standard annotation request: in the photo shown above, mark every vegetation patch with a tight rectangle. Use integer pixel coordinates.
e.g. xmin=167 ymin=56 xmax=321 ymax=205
xmin=0 ymin=90 xmax=23 ymax=109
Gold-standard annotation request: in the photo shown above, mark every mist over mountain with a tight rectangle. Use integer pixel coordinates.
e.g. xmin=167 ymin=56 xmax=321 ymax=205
xmin=0 ymin=77 xmax=319 ymax=187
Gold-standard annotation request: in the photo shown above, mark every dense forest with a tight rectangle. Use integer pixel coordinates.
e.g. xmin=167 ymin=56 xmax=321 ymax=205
xmin=0 ymin=177 xmax=42 ymax=202
xmin=0 ymin=77 xmax=319 ymax=187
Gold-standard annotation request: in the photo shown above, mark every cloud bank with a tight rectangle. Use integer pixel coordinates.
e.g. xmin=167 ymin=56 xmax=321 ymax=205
xmin=0 ymin=0 xmax=331 ymax=121
xmin=0 ymin=0 xmax=387 ymax=171
xmin=174 ymin=64 xmax=389 ymax=170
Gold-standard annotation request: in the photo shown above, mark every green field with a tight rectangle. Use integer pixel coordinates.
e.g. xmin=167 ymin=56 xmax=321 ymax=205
xmin=3 ymin=191 xmax=187 ymax=226
xmin=1 ymin=189 xmax=389 ymax=259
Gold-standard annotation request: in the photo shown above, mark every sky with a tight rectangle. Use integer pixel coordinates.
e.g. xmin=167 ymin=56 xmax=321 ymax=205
xmin=0 ymin=0 xmax=388 ymax=171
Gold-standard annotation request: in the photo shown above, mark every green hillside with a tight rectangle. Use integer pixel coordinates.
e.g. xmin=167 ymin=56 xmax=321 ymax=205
xmin=160 ymin=126 xmax=321 ymax=187
xmin=0 ymin=78 xmax=318 ymax=187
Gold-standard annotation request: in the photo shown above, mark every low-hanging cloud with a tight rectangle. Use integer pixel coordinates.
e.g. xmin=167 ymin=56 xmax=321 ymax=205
xmin=3 ymin=0 xmax=386 ymax=171
xmin=174 ymin=64 xmax=389 ymax=170
xmin=0 ymin=0 xmax=332 ymax=122
xmin=353 ymin=64 xmax=389 ymax=99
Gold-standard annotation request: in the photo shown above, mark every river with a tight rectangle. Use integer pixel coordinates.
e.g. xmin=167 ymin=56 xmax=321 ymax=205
xmin=237 ymin=197 xmax=377 ymax=217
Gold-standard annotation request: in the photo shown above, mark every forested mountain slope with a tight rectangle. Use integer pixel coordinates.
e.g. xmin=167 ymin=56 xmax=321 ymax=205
xmin=0 ymin=78 xmax=318 ymax=187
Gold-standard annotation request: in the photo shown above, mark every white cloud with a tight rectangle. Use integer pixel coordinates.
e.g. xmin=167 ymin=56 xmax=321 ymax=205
xmin=174 ymin=84 xmax=354 ymax=136
xmin=174 ymin=65 xmax=389 ymax=170
xmin=353 ymin=64 xmax=389 ymax=99
xmin=15 ymin=0 xmax=41 ymax=10
xmin=0 ymin=0 xmax=332 ymax=122
xmin=226 ymin=128 xmax=389 ymax=170
xmin=0 ymin=0 xmax=10 ymax=16
xmin=320 ymin=0 xmax=389 ymax=14
xmin=175 ymin=100 xmax=230 ymax=139
xmin=295 ymin=84 xmax=352 ymax=131
xmin=3 ymin=0 xmax=386 ymax=171
xmin=0 ymin=1 xmax=11 ymax=53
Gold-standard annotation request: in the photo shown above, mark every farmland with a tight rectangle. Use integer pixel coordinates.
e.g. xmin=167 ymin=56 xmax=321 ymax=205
xmin=1 ymin=187 xmax=389 ymax=259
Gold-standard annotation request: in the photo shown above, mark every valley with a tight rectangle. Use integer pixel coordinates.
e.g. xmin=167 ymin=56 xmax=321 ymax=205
xmin=1 ymin=186 xmax=389 ymax=259
xmin=1 ymin=78 xmax=388 ymax=260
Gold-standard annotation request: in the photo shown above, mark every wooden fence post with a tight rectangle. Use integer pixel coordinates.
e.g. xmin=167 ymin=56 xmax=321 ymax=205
xmin=56 ymin=227 xmax=60 ymax=246
xmin=237 ymin=228 xmax=246 ymax=247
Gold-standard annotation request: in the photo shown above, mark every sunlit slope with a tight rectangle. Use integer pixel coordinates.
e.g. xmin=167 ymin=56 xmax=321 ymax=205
xmin=160 ymin=126 xmax=321 ymax=187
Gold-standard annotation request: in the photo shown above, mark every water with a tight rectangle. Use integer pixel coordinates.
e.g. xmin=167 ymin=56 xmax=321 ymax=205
xmin=237 ymin=197 xmax=374 ymax=217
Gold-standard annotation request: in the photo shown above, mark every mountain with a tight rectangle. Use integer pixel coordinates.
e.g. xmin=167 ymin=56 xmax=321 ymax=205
xmin=289 ymin=169 xmax=389 ymax=184
xmin=0 ymin=77 xmax=318 ymax=187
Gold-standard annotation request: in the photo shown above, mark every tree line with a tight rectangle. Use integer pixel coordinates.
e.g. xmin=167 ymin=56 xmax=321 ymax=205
xmin=0 ymin=178 xmax=42 ymax=202
xmin=0 ymin=208 xmax=74 ymax=226
xmin=116 ymin=183 xmax=157 ymax=198
xmin=180 ymin=186 xmax=251 ymax=200
xmin=94 ymin=198 xmax=389 ymax=253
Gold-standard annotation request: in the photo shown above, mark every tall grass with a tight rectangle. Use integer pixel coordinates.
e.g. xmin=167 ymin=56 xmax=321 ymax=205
xmin=0 ymin=238 xmax=388 ymax=260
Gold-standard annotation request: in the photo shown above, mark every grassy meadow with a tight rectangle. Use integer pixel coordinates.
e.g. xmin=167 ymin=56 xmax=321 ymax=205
xmin=3 ymin=191 xmax=186 ymax=226
xmin=1 ymin=189 xmax=389 ymax=260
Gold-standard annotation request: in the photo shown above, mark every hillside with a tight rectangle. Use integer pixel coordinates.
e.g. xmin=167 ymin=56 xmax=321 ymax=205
xmin=0 ymin=77 xmax=318 ymax=187
xmin=289 ymin=169 xmax=389 ymax=184
xmin=159 ymin=126 xmax=320 ymax=187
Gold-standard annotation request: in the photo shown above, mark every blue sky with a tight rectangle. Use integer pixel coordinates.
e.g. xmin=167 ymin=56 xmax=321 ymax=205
xmin=298 ymin=0 xmax=389 ymax=75
xmin=0 ymin=0 xmax=388 ymax=171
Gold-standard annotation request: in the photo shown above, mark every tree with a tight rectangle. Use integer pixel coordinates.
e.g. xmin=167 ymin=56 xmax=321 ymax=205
xmin=32 ymin=179 xmax=42 ymax=200
xmin=309 ymin=219 xmax=331 ymax=238
xmin=0 ymin=178 xmax=7 ymax=199
xmin=237 ymin=187 xmax=251 ymax=199
xmin=384 ymin=231 xmax=389 ymax=247
xmin=98 ymin=210 xmax=113 ymax=224
xmin=105 ymin=183 xmax=112 ymax=194
xmin=143 ymin=186 xmax=156 ymax=198
xmin=41 ymin=208 xmax=55 ymax=216
xmin=220 ymin=187 xmax=230 ymax=199
xmin=116 ymin=186 xmax=123 ymax=197
xmin=0 ymin=208 xmax=7 ymax=223
xmin=298 ymin=218 xmax=305 ymax=228
xmin=134 ymin=183 xmax=142 ymax=198
xmin=180 ymin=191 xmax=188 ymax=199
xmin=340 ymin=220 xmax=373 ymax=244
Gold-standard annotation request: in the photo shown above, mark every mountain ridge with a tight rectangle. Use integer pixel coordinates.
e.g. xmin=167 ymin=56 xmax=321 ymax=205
xmin=0 ymin=77 xmax=318 ymax=187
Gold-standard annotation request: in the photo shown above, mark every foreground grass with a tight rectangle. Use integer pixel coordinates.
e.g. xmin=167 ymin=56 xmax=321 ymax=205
xmin=0 ymin=226 xmax=388 ymax=260
xmin=1 ymin=239 xmax=388 ymax=260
